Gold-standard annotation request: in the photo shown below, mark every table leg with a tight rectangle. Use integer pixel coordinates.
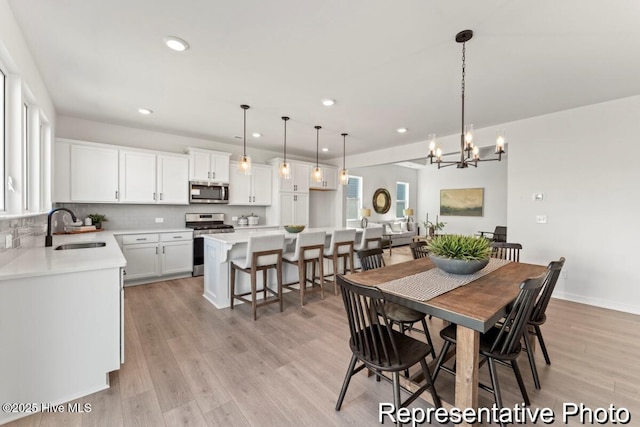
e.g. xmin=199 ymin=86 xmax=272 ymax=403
xmin=455 ymin=325 xmax=480 ymax=427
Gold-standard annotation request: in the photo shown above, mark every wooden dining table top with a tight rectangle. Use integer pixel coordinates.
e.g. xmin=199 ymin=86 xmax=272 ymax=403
xmin=347 ymin=257 xmax=547 ymax=333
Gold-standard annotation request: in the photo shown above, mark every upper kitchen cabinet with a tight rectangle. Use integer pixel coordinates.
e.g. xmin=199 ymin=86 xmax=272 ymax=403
xmin=70 ymin=144 xmax=120 ymax=203
xmin=269 ymin=159 xmax=310 ymax=193
xmin=187 ymin=148 xmax=231 ymax=183
xmin=309 ymin=165 xmax=338 ymax=190
xmin=228 ymin=162 xmax=272 ymax=205
xmin=119 ymin=150 xmax=189 ymax=204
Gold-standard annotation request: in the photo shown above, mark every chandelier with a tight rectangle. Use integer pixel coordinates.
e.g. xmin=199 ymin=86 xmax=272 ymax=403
xmin=427 ymin=30 xmax=505 ymax=169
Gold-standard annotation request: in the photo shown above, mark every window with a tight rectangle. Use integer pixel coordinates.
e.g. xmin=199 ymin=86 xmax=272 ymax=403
xmin=396 ymin=182 xmax=409 ymax=218
xmin=23 ymin=102 xmax=29 ymax=211
xmin=0 ymin=66 xmax=5 ymax=211
xmin=346 ymin=175 xmax=363 ymax=221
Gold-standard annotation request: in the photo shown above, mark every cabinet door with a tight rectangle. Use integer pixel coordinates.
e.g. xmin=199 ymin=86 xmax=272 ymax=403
xmin=160 ymin=241 xmax=193 ymax=275
xmin=70 ymin=145 xmax=119 ymax=202
xmin=323 ymin=166 xmax=338 ymax=190
xmin=251 ymin=165 xmax=272 ymax=205
xmin=119 ymin=150 xmax=156 ymax=203
xmin=211 ymin=154 xmax=230 ymax=183
xmin=123 ymin=243 xmax=159 ymax=281
xmin=280 ymin=193 xmax=295 ymax=225
xmin=157 ymin=155 xmax=189 ymax=204
xmin=190 ymin=151 xmax=211 ymax=181
xmin=294 ymin=193 xmax=309 ymax=225
xmin=293 ymin=162 xmax=310 ymax=193
xmin=228 ymin=161 xmax=252 ymax=205
xmin=54 ymin=141 xmax=71 ymax=203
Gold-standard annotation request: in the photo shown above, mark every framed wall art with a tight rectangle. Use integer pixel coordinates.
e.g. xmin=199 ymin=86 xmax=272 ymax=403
xmin=440 ymin=188 xmax=484 ymax=217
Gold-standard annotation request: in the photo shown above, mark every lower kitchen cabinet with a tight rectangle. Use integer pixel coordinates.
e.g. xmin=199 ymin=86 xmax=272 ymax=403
xmin=120 ymin=231 xmax=193 ymax=285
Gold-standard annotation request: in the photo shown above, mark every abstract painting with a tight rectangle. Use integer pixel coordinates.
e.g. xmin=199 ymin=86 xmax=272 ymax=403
xmin=440 ymin=188 xmax=484 ymax=216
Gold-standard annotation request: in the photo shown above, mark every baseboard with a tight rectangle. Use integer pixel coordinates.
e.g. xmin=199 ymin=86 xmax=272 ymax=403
xmin=552 ymin=292 xmax=640 ymax=315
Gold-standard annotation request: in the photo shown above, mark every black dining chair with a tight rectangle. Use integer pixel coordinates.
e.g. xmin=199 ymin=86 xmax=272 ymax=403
xmin=409 ymin=241 xmax=429 ymax=259
xmin=479 ymin=226 xmax=507 ymax=242
xmin=335 ymin=274 xmax=441 ymax=417
xmin=431 ymin=275 xmax=544 ymax=426
xmin=490 ymin=242 xmax=523 ymax=262
xmin=523 ymin=257 xmax=566 ymax=389
xmin=357 ymin=248 xmax=436 ymax=361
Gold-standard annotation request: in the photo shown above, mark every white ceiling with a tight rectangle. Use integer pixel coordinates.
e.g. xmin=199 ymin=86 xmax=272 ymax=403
xmin=8 ymin=0 xmax=640 ymax=161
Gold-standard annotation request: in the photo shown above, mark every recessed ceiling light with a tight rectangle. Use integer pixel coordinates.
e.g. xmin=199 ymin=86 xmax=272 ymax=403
xmin=396 ymin=127 xmax=408 ymax=133
xmin=322 ymin=148 xmax=329 ymax=152
xmin=164 ymin=36 xmax=189 ymax=52
xmin=321 ymin=99 xmax=335 ymax=107
xmin=137 ymin=108 xmax=153 ymax=115
xmin=252 ymin=132 xmax=262 ymax=138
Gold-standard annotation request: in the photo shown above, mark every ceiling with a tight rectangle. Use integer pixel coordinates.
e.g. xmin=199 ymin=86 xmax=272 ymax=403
xmin=8 ymin=0 xmax=640 ymax=162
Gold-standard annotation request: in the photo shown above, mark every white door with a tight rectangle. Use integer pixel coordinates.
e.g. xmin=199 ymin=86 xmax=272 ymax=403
xmin=123 ymin=243 xmax=159 ymax=281
xmin=293 ymin=162 xmax=310 ymax=193
xmin=160 ymin=241 xmax=193 ymax=275
xmin=190 ymin=151 xmax=211 ymax=181
xmin=70 ymin=145 xmax=119 ymax=202
xmin=157 ymin=155 xmax=189 ymax=204
xmin=211 ymin=154 xmax=230 ymax=183
xmin=280 ymin=193 xmax=295 ymax=225
xmin=119 ymin=150 xmax=156 ymax=203
xmin=251 ymin=165 xmax=272 ymax=205
xmin=323 ymin=166 xmax=338 ymax=190
xmin=294 ymin=193 xmax=309 ymax=225
xmin=228 ymin=161 xmax=252 ymax=205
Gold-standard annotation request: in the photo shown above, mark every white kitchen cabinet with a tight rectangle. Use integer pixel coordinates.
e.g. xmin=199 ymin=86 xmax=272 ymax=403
xmin=157 ymin=154 xmax=189 ymax=204
xmin=53 ymin=141 xmax=71 ymax=203
xmin=121 ymin=231 xmax=193 ymax=285
xmin=280 ymin=192 xmax=309 ymax=225
xmin=188 ymin=148 xmax=231 ymax=183
xmin=279 ymin=161 xmax=310 ymax=193
xmin=228 ymin=162 xmax=272 ymax=206
xmin=120 ymin=151 xmax=189 ymax=204
xmin=70 ymin=144 xmax=119 ymax=202
xmin=309 ymin=165 xmax=338 ymax=190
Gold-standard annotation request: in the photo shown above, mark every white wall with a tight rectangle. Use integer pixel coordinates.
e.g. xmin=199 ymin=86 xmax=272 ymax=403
xmin=417 ymin=158 xmax=508 ymax=236
xmin=508 ymin=95 xmax=640 ymax=314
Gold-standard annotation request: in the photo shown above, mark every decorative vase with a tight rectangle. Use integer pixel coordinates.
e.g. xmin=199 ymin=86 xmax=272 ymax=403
xmin=428 ymin=226 xmax=435 ymax=237
xmin=429 ymin=254 xmax=489 ymax=275
xmin=95 ymin=222 xmax=102 ymax=230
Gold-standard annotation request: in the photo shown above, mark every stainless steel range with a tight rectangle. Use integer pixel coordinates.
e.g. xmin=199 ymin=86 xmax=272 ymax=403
xmin=186 ymin=213 xmax=234 ymax=276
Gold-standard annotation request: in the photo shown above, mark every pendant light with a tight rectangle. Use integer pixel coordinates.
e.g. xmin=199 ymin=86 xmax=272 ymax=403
xmin=311 ymin=125 xmax=323 ymax=183
xmin=279 ymin=116 xmax=291 ymax=179
xmin=339 ymin=133 xmax=348 ymax=185
xmin=238 ymin=104 xmax=252 ymax=175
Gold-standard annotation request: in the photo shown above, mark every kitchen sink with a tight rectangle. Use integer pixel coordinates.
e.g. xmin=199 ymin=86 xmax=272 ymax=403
xmin=54 ymin=242 xmax=107 ymax=250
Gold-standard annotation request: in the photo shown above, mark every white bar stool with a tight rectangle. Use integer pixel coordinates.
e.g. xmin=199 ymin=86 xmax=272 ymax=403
xmin=230 ymin=234 xmax=285 ymax=320
xmin=282 ymin=231 xmax=327 ymax=306
xmin=353 ymin=225 xmax=383 ymax=270
xmin=323 ymin=229 xmax=356 ymax=295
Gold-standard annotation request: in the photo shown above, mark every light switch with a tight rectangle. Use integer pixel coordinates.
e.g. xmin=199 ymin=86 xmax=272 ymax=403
xmin=536 ymin=215 xmax=547 ymax=224
xmin=155 ymin=218 xmax=164 ymax=223
xmin=533 ymin=193 xmax=544 ymax=201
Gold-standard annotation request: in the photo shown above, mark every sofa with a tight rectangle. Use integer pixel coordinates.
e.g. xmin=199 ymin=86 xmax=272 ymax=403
xmin=375 ymin=220 xmax=418 ymax=247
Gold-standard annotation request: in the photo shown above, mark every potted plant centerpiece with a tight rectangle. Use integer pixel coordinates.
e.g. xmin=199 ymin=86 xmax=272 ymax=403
xmin=428 ymin=234 xmax=491 ymax=274
xmin=88 ymin=213 xmax=108 ymax=229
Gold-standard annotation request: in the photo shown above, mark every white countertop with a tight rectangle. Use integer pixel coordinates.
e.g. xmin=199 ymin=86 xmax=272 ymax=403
xmin=232 ymin=224 xmax=279 ymax=230
xmin=0 ymin=231 xmax=127 ymax=281
xmin=110 ymin=228 xmax=193 ymax=235
xmin=202 ymin=227 xmax=354 ymax=245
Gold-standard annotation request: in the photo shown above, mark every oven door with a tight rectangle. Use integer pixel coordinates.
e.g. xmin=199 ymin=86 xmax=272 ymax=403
xmin=190 ymin=182 xmax=229 ymax=204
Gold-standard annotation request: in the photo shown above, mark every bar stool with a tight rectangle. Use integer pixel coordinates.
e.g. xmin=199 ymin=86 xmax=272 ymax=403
xmin=323 ymin=229 xmax=356 ymax=295
xmin=230 ymin=234 xmax=285 ymax=321
xmin=282 ymin=231 xmax=327 ymax=306
xmin=353 ymin=225 xmax=383 ymax=270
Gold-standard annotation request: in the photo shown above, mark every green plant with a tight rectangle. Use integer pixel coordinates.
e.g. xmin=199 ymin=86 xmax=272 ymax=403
xmin=424 ymin=219 xmax=446 ymax=232
xmin=428 ymin=234 xmax=491 ymax=261
xmin=88 ymin=213 xmax=107 ymax=224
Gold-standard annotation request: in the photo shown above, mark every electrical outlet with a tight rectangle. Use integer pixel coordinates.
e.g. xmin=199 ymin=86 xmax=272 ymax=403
xmin=536 ymin=215 xmax=547 ymax=224
xmin=231 ymin=216 xmax=238 ymax=221
xmin=5 ymin=234 xmax=12 ymax=248
xmin=560 ymin=270 xmax=567 ymax=279
xmin=155 ymin=218 xmax=164 ymax=223
xmin=532 ymin=192 xmax=544 ymax=201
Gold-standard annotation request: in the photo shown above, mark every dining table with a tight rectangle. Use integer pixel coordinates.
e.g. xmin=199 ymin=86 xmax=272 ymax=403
xmin=346 ymin=257 xmax=547 ymax=427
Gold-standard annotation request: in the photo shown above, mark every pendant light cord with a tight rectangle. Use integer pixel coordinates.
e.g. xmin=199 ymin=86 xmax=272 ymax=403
xmin=315 ymin=125 xmax=321 ymax=167
xmin=240 ymin=104 xmax=250 ymax=157
xmin=461 ymin=41 xmax=466 ymax=141
xmin=342 ymin=133 xmax=347 ymax=169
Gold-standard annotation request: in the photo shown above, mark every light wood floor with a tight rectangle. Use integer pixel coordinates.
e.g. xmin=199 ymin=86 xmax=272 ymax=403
xmin=7 ymin=249 xmax=640 ymax=426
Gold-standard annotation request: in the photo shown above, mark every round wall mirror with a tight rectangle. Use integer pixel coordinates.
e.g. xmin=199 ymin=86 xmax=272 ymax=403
xmin=372 ymin=188 xmax=391 ymax=214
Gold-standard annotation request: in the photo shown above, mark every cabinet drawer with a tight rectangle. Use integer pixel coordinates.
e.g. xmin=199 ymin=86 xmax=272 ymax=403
xmin=122 ymin=233 xmax=159 ymax=245
xmin=160 ymin=232 xmax=192 ymax=242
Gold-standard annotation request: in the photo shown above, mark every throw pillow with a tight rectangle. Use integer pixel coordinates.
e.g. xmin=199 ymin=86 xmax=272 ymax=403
xmin=390 ymin=222 xmax=402 ymax=233
xmin=400 ymin=222 xmax=408 ymax=233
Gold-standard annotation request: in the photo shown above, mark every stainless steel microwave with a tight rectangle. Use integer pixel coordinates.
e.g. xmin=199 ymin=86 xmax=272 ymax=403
xmin=189 ymin=181 xmax=229 ymax=204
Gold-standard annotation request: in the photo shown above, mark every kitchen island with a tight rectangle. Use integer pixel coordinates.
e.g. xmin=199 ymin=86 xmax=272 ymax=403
xmin=202 ymin=227 xmax=360 ymax=308
xmin=0 ymin=232 xmax=126 ymax=424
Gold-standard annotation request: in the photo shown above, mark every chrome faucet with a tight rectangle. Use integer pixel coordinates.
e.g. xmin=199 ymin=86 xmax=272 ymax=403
xmin=45 ymin=208 xmax=78 ymax=247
